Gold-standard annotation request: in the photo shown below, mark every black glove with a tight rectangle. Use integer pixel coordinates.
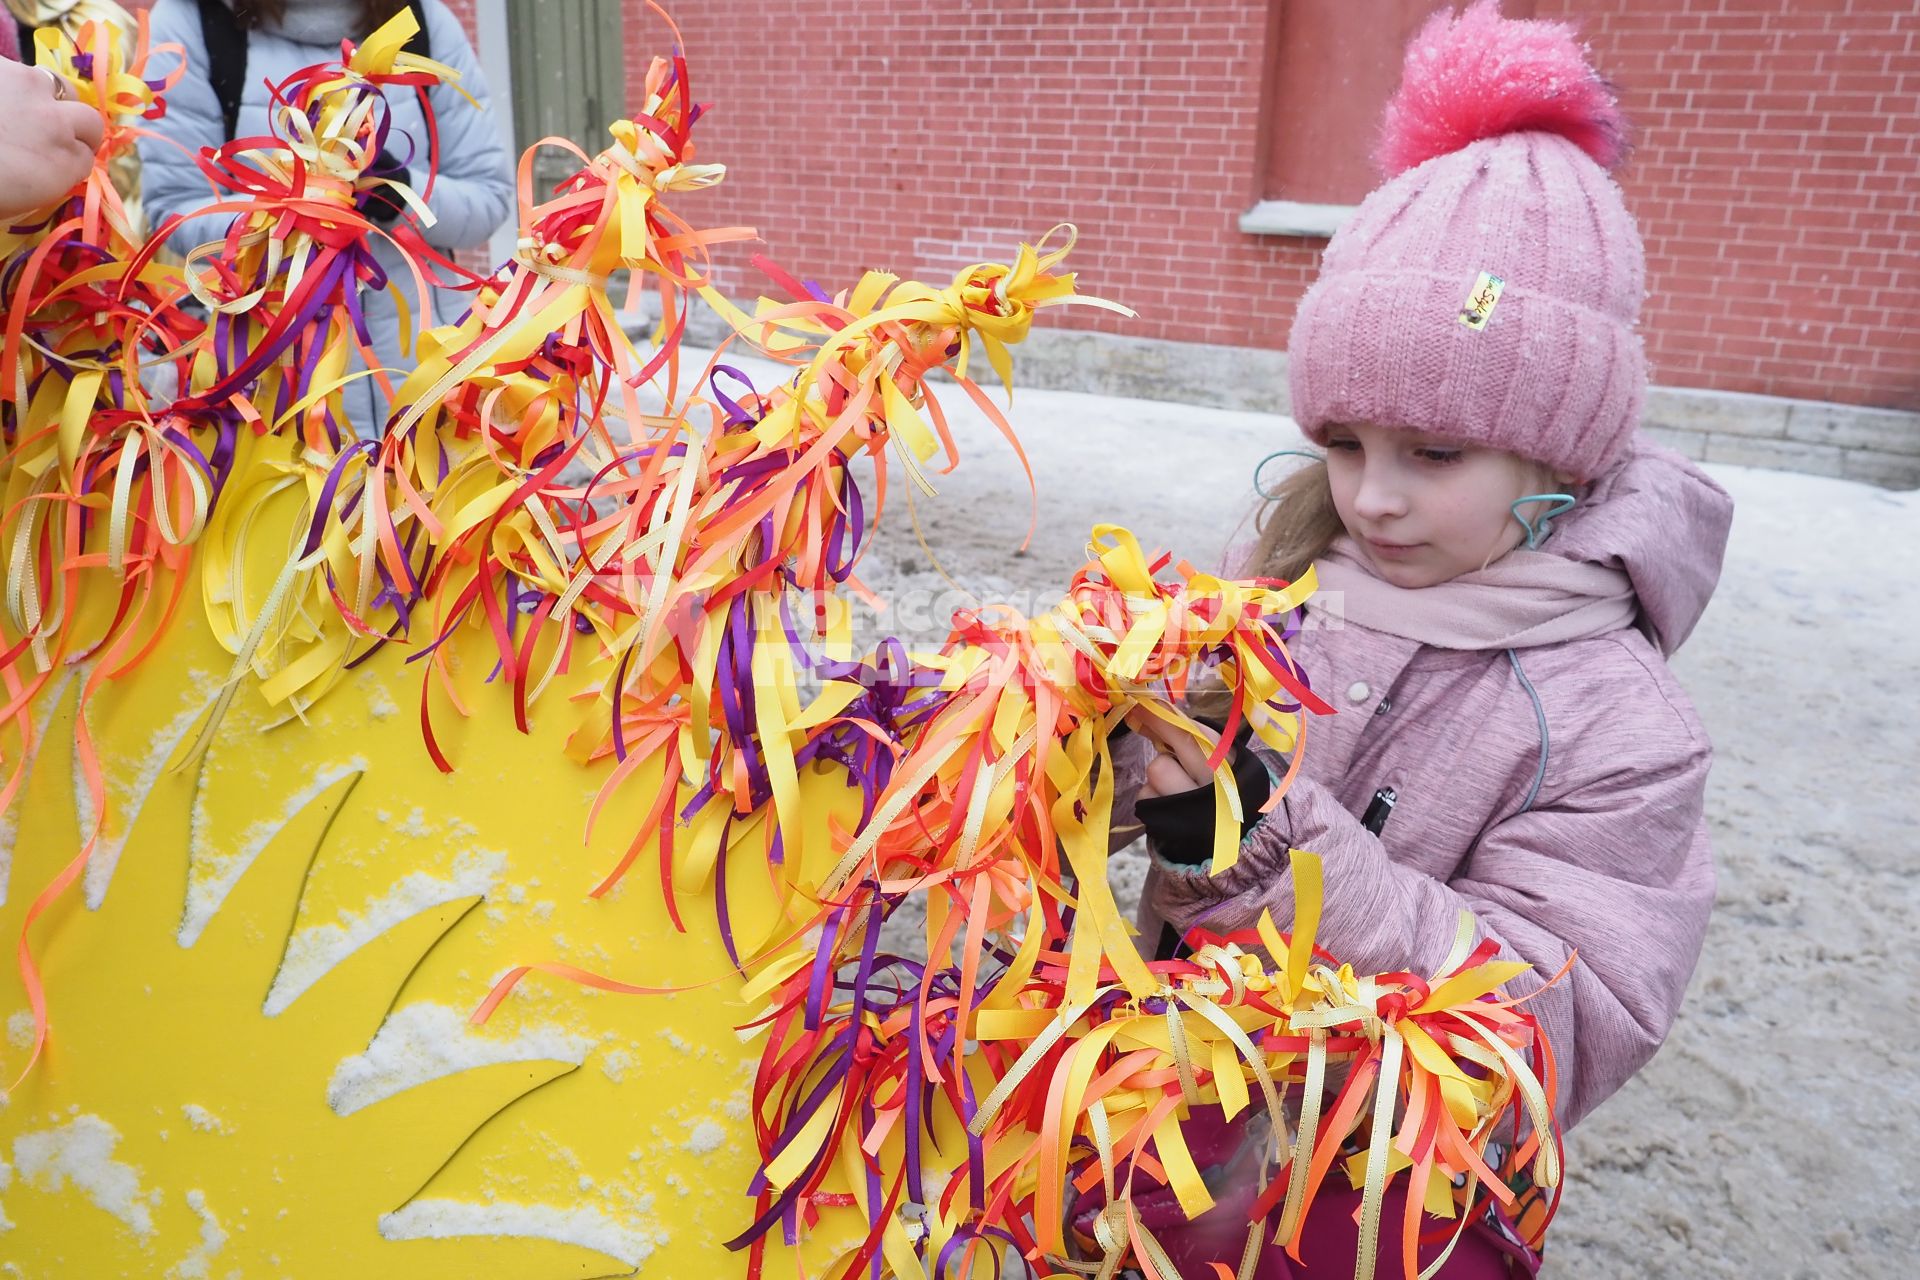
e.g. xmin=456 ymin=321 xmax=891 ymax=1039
xmin=1133 ymin=719 xmax=1274 ymax=866
xmin=358 ymin=147 xmax=412 ymax=224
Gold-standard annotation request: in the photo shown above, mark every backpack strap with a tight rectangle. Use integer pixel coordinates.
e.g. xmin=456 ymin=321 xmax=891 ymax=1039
xmin=196 ymin=0 xmax=248 ymax=142
xmin=404 ymin=0 xmax=431 ymax=60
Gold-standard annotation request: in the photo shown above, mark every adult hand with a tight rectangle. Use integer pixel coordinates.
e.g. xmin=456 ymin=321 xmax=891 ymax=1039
xmin=0 ymin=58 xmax=102 ymax=219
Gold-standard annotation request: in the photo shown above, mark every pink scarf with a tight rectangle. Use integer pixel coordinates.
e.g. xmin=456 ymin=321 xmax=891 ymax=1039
xmin=1310 ymin=536 xmax=1638 ymax=651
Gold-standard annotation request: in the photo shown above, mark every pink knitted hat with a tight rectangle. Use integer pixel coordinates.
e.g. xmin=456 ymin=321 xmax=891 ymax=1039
xmin=1287 ymin=1 xmax=1645 ymax=482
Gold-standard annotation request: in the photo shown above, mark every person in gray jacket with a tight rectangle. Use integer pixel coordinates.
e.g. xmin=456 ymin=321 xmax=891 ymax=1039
xmin=139 ymin=0 xmax=515 ymax=432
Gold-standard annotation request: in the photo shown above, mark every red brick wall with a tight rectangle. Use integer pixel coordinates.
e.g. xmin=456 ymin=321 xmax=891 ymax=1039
xmin=628 ymin=1 xmax=1917 ymax=411
xmin=1537 ymin=0 xmax=1919 ymax=409
xmin=638 ymin=0 xmax=1320 ymax=353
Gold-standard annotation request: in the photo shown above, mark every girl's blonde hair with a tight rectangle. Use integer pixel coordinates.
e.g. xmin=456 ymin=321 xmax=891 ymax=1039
xmin=1182 ymin=461 xmax=1343 ymax=724
xmin=1245 ymin=460 xmax=1344 ymax=585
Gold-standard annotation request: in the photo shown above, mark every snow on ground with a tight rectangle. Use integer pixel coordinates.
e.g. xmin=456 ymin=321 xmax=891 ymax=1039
xmin=1555 ymin=464 xmax=1918 ymax=1280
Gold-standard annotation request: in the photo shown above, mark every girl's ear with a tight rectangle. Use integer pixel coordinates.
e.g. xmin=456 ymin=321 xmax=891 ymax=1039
xmin=1528 ymin=461 xmax=1575 ymax=494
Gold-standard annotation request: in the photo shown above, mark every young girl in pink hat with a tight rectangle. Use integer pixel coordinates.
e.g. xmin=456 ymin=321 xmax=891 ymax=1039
xmin=1095 ymin=4 xmax=1735 ymax=1275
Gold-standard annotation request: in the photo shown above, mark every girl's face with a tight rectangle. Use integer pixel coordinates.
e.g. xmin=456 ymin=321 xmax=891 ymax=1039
xmin=1322 ymin=422 xmax=1552 ymax=588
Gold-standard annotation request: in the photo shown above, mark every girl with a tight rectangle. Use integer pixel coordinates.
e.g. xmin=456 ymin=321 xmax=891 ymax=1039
xmin=139 ymin=0 xmax=514 ymax=431
xmin=1101 ymin=5 xmax=1733 ymax=1276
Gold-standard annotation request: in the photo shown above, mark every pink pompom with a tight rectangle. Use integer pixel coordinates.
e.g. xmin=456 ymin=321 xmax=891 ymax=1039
xmin=1374 ymin=0 xmax=1629 ymax=179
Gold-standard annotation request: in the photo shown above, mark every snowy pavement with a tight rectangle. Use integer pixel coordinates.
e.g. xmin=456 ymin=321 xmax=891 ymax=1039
xmin=675 ymin=350 xmax=1920 ymax=1278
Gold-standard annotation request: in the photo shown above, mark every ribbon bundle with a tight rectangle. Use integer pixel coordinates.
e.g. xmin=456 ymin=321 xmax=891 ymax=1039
xmin=140 ymin=10 xmax=473 ymax=440
xmin=0 ymin=8 xmax=1563 ymax=1278
xmin=733 ymin=848 xmax=1561 ymax=1280
xmin=2 ymin=12 xmax=189 ymax=661
xmin=0 ymin=9 xmax=199 ymax=1073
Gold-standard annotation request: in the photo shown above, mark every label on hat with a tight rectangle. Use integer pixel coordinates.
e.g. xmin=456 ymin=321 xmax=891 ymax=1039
xmin=1459 ymin=271 xmax=1506 ymax=331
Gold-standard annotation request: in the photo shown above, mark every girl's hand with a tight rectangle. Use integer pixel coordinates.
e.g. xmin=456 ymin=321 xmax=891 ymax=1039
xmin=1125 ymin=710 xmax=1277 ymax=867
xmin=1126 ymin=708 xmax=1221 ymax=798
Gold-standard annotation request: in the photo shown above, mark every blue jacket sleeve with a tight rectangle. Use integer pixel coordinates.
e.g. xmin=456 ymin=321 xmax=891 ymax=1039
xmin=410 ymin=0 xmax=514 ymax=251
xmin=137 ymin=0 xmax=233 ymax=258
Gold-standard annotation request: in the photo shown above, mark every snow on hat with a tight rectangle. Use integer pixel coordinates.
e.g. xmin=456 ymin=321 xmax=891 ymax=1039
xmin=1286 ymin=0 xmax=1645 ymax=482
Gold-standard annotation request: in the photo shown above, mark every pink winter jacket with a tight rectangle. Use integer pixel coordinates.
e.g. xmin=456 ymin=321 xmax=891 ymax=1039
xmin=1124 ymin=440 xmax=1733 ymax=1130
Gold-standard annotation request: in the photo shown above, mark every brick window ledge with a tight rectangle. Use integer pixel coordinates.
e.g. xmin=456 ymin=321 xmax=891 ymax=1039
xmin=1239 ymin=200 xmax=1358 ymax=238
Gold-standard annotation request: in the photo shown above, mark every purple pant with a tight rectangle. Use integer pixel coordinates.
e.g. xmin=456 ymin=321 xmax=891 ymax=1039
xmin=1153 ymin=1182 xmax=1519 ymax=1279
xmin=1068 ymin=1112 xmax=1532 ymax=1279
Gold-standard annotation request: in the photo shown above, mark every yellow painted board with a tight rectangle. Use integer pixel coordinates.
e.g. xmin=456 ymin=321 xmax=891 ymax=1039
xmin=0 ymin=563 xmax=868 ymax=1276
